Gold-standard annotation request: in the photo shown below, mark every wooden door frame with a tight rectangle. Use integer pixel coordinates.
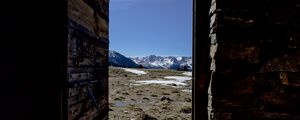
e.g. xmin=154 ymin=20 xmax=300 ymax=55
xmin=192 ymin=0 xmax=211 ymax=119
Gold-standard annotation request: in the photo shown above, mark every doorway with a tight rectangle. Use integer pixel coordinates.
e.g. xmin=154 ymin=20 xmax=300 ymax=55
xmin=108 ymin=0 xmax=193 ymax=119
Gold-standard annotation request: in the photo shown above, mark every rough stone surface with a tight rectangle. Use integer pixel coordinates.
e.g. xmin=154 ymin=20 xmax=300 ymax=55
xmin=210 ymin=0 xmax=300 ymax=119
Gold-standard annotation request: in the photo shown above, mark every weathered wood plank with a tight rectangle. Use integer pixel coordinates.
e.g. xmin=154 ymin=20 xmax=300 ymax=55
xmin=67 ymin=0 xmax=109 ymax=119
xmin=68 ymin=84 xmax=94 ymax=98
xmin=68 ymin=0 xmax=97 ymax=37
xmin=67 ymin=67 xmax=107 ymax=74
xmin=67 ymin=28 xmax=108 ymax=67
xmin=68 ymin=99 xmax=94 ymax=120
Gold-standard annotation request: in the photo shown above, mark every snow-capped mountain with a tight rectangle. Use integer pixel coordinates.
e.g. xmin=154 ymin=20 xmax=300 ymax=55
xmin=109 ymin=50 xmax=139 ymax=68
xmin=108 ymin=50 xmax=192 ymax=70
xmin=130 ymin=55 xmax=192 ymax=71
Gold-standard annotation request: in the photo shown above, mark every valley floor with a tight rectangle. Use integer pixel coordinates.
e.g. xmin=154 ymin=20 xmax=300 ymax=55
xmin=109 ymin=67 xmax=192 ymax=120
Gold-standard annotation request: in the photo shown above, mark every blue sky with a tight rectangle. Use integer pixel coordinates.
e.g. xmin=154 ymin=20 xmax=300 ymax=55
xmin=109 ymin=0 xmax=192 ymax=57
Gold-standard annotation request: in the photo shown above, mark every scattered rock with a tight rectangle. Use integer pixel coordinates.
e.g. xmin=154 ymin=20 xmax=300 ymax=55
xmin=142 ymin=114 xmax=157 ymax=120
xmin=162 ymin=117 xmax=177 ymax=120
xmin=161 ymin=96 xmax=172 ymax=101
xmin=184 ymin=98 xmax=192 ymax=102
xmin=162 ymin=93 xmax=171 ymax=95
xmin=151 ymin=94 xmax=158 ymax=97
xmin=135 ymin=111 xmax=157 ymax=120
xmin=109 ymin=103 xmax=114 ymax=107
xmin=133 ymin=107 xmax=143 ymax=111
xmin=143 ymin=97 xmax=150 ymax=100
xmin=162 ymin=106 xmax=170 ymax=110
xmin=148 ymin=107 xmax=160 ymax=113
xmin=172 ymin=90 xmax=180 ymax=93
xmin=114 ymin=97 xmax=125 ymax=101
xmin=136 ymin=90 xmax=144 ymax=93
xmin=180 ymin=106 xmax=192 ymax=113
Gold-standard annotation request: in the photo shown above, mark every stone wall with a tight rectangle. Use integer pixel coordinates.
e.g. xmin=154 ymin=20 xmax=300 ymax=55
xmin=67 ymin=0 xmax=109 ymax=119
xmin=209 ymin=0 xmax=300 ymax=119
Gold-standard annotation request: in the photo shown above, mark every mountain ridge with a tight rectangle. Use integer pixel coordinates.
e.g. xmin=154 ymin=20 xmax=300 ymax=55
xmin=109 ymin=50 xmax=139 ymax=68
xmin=109 ymin=50 xmax=192 ymax=71
xmin=130 ymin=55 xmax=192 ymax=71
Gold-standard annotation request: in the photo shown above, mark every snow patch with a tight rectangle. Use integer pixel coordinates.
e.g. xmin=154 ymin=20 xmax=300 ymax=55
xmin=135 ymin=80 xmax=186 ymax=86
xmin=181 ymin=90 xmax=192 ymax=92
xmin=133 ymin=76 xmax=191 ymax=86
xmin=182 ymin=72 xmax=192 ymax=76
xmin=164 ymin=76 xmax=192 ymax=82
xmin=122 ymin=68 xmax=146 ymax=75
xmin=176 ymin=56 xmax=183 ymax=61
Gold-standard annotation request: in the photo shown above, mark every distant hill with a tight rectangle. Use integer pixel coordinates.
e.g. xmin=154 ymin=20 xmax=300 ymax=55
xmin=109 ymin=50 xmax=139 ymax=68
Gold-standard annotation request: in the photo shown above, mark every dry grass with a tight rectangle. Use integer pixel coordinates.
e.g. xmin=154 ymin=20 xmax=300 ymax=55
xmin=109 ymin=67 xmax=192 ymax=120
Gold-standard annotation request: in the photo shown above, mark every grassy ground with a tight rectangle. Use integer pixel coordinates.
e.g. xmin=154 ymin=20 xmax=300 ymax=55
xmin=109 ymin=67 xmax=184 ymax=80
xmin=109 ymin=67 xmax=192 ymax=120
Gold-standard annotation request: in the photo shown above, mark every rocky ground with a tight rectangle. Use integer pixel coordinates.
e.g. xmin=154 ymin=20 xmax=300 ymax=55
xmin=109 ymin=67 xmax=192 ymax=120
